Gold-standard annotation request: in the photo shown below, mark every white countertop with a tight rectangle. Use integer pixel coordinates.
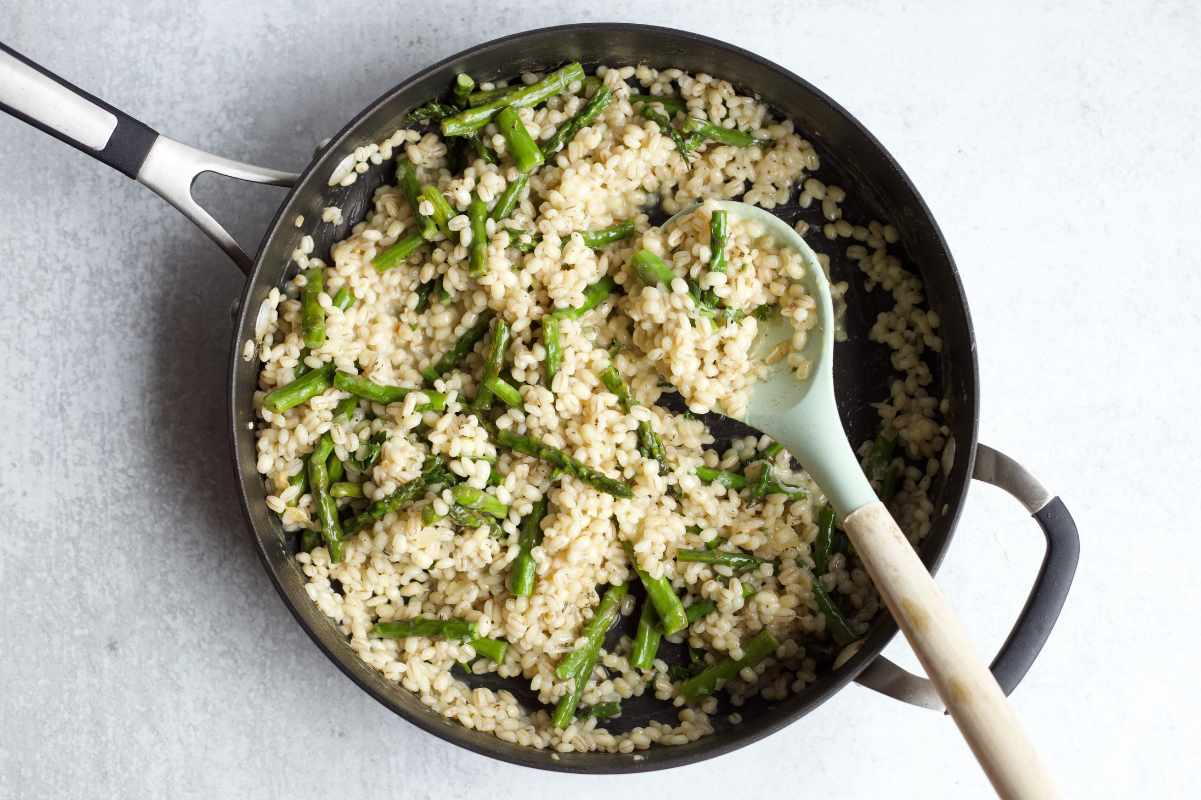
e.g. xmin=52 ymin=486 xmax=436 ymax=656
xmin=1 ymin=1 xmax=1195 ymax=797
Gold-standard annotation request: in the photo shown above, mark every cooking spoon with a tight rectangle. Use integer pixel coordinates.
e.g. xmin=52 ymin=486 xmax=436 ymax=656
xmin=665 ymin=201 xmax=1055 ymax=799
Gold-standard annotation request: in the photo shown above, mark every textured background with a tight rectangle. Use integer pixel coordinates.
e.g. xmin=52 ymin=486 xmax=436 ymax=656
xmin=1 ymin=2 xmax=1196 ymax=798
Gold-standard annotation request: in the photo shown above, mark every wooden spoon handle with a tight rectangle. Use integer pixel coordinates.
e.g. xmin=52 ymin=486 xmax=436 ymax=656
xmin=843 ymin=501 xmax=1057 ymax=799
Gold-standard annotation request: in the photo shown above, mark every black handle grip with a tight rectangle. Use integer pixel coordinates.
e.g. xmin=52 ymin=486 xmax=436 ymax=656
xmin=989 ymin=496 xmax=1080 ymax=694
xmin=0 ymin=40 xmax=158 ymax=178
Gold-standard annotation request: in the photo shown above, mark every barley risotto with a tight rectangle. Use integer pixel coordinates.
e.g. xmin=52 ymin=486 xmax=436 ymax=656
xmin=248 ymin=62 xmax=946 ymax=754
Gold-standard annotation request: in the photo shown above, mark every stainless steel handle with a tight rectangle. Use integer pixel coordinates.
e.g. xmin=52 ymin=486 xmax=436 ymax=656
xmin=0 ymin=40 xmax=298 ymax=274
xmin=855 ymin=443 xmax=1080 ymax=710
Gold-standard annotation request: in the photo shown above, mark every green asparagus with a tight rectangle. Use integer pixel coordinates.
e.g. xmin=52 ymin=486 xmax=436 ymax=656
xmin=466 ymin=86 xmax=510 ymax=107
xmin=631 ymin=249 xmax=675 ymax=287
xmin=676 ymin=548 xmax=768 ymax=572
xmin=262 ymin=364 xmax=334 ymax=414
xmin=346 ymin=430 xmax=386 ymax=473
xmin=577 ymin=700 xmax=621 ymax=720
xmin=372 ymin=617 xmax=477 ymax=640
xmin=579 ymin=219 xmax=634 ymax=250
xmin=489 ymin=173 xmax=528 ymax=221
xmin=450 ymin=485 xmax=508 ymax=518
xmin=441 ymin=63 xmax=585 ymax=136
xmin=485 ymin=375 xmax=523 ymax=408
xmin=542 ymin=315 xmax=561 ymax=385
xmin=813 ymin=504 xmax=836 ymax=575
xmin=344 ymin=455 xmax=452 ymax=533
xmin=421 ymin=311 xmax=494 ymax=385
xmin=747 ymin=462 xmax=807 ymax=502
xmin=329 ymin=481 xmax=362 ymax=499
xmin=469 ymin=637 xmax=508 ymax=663
xmin=694 ymin=465 xmax=747 ymax=491
xmin=397 ymin=158 xmax=438 ymax=241
xmin=677 ymin=629 xmax=779 ymax=702
xmin=553 ymin=276 xmax=619 ymax=320
xmin=508 ymin=498 xmax=547 ymax=596
xmin=495 ymin=106 xmax=544 ymax=174
xmin=453 ymin=72 xmax=475 ymax=105
xmin=624 ymin=543 xmax=688 ymax=636
xmin=493 ymin=428 xmax=632 ymax=498
xmin=598 ymin=364 xmax=667 ymax=466
xmin=638 ymin=105 xmax=695 ymax=158
xmin=472 ymin=318 xmax=511 ymax=411
xmin=333 ymin=371 xmax=446 ymax=411
xmin=708 ymin=209 xmax=729 ymax=273
xmin=332 ymin=286 xmax=355 ymax=311
xmin=371 ymin=231 xmax=426 ymax=272
xmin=541 ymin=85 xmax=613 ymax=156
xmin=629 ymin=93 xmax=687 ymax=115
xmin=468 ymin=193 xmax=489 ymax=277
xmin=406 ymin=100 xmax=458 ymax=125
xmin=419 ymin=185 xmax=456 ymax=238
xmin=810 ymin=571 xmax=858 ymax=646
xmin=307 ymin=434 xmax=344 ymax=563
xmin=680 ymin=117 xmax=768 ymax=148
xmin=301 ymin=267 xmax=326 ymax=348
xmin=629 ymin=599 xmax=661 ymax=670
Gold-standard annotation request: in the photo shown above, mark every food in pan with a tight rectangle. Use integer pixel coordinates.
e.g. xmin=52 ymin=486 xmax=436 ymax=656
xmin=249 ymin=62 xmax=946 ymax=752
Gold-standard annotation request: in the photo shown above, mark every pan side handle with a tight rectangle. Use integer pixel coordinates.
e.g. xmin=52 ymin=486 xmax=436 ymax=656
xmin=0 ymin=40 xmax=298 ymax=274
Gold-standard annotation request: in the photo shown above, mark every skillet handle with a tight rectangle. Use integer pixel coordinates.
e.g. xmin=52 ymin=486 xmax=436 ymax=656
xmin=0 ymin=40 xmax=298 ymax=274
xmin=855 ymin=443 xmax=1080 ymax=709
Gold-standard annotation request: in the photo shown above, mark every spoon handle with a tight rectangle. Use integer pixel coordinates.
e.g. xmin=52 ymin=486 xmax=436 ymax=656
xmin=843 ymin=502 xmax=1057 ymax=799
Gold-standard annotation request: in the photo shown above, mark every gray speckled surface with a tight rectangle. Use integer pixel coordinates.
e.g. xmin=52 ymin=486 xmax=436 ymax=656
xmin=1 ymin=2 xmax=1198 ymax=797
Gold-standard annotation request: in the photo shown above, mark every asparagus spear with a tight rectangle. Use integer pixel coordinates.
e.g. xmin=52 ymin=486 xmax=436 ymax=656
xmin=344 ymin=455 xmax=452 ymax=533
xmin=307 ymin=434 xmax=344 ymax=562
xmin=508 ymin=498 xmax=547 ymax=597
xmin=372 ymin=231 xmax=426 ymax=272
xmin=579 ymin=219 xmax=634 ymax=250
xmin=740 ymin=440 xmax=783 ymax=468
xmin=577 ymin=700 xmax=621 ymax=720
xmin=631 ymin=249 xmax=675 ymax=286
xmin=638 ymin=105 xmax=695 ymax=158
xmin=629 ymin=599 xmax=661 ymax=670
xmin=450 ymin=485 xmax=508 ymax=518
xmin=448 ymin=504 xmax=503 ymax=536
xmin=372 ymin=617 xmax=477 ymax=640
xmin=677 ymin=629 xmax=779 ymax=702
xmin=813 ymin=504 xmax=836 ymax=575
xmin=810 ymin=571 xmax=858 ymax=646
xmin=422 ymin=311 xmax=495 ymax=385
xmin=472 ymin=318 xmax=511 ymax=411
xmin=624 ymin=543 xmax=688 ymax=636
xmin=466 ymin=86 xmax=510 ymax=106
xmin=469 ymin=637 xmax=508 ymax=663
xmin=708 ymin=209 xmax=729 ymax=273
xmin=629 ymin=93 xmax=686 ymax=115
xmin=495 ymin=106 xmax=545 ymax=174
xmin=676 ymin=548 xmax=768 ymax=572
xmin=694 ymin=465 xmax=747 ymax=490
xmin=554 ymin=275 xmax=619 ymax=319
xmin=505 ymin=227 xmax=539 ymax=253
xmin=680 ymin=117 xmax=768 ymax=148
xmin=419 ymin=185 xmax=456 ymax=238
xmin=332 ymin=286 xmax=355 ymax=311
xmin=468 ymin=193 xmax=489 ymax=277
xmin=301 ymin=267 xmax=326 ymax=348
xmin=747 ymin=462 xmax=807 ymax=501
xmin=441 ymin=63 xmax=585 ymax=136
xmin=598 ymin=364 xmax=667 ymax=465
xmin=329 ymin=482 xmax=362 ymax=499
xmin=405 ymin=100 xmax=458 ymax=125
xmin=541 ymin=85 xmax=613 ymax=156
xmin=397 ymin=158 xmax=438 ymax=241
xmin=695 ymin=464 xmax=805 ymax=500
xmin=453 ymin=73 xmax=475 ymax=105
xmin=493 ymin=428 xmax=632 ymax=498
xmin=489 ymin=173 xmax=528 ymax=222
xmin=485 ymin=375 xmax=523 ymax=408
xmin=346 ymin=430 xmax=387 ymax=472
xmin=327 ymin=456 xmax=345 ymax=484
xmin=555 ymin=583 xmax=629 ymax=680
xmin=542 ymin=315 xmax=561 ymax=384
xmin=333 ymin=371 xmax=447 ymax=411
xmin=262 ymin=364 xmax=334 ymax=414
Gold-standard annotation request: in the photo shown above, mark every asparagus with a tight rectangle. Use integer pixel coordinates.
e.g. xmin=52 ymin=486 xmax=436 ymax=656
xmin=740 ymin=440 xmax=783 ymax=468
xmin=441 ymin=63 xmax=585 ymax=136
xmin=747 ymin=462 xmax=807 ymax=502
xmin=448 ymin=504 xmax=502 ymax=536
xmin=372 ymin=617 xmax=477 ymax=640
xmin=631 ymin=249 xmax=675 ymax=286
xmin=810 ymin=571 xmax=858 ymax=646
xmin=371 ymin=231 xmax=426 ymax=272
xmin=680 ymin=117 xmax=768 ymax=148
xmin=489 ymin=173 xmax=528 ymax=221
xmin=676 ymin=548 xmax=768 ymax=573
xmin=493 ymin=428 xmax=632 ymax=498
xmin=262 ymin=364 xmax=334 ymax=414
xmin=469 ymin=637 xmax=508 ymax=663
xmin=301 ymin=267 xmax=326 ymax=348
xmin=629 ymin=93 xmax=687 ymax=115
xmin=629 ymin=599 xmax=661 ymax=670
xmin=554 ymin=582 xmax=629 ymax=679
xmin=495 ymin=106 xmax=545 ymax=174
xmin=327 ymin=456 xmax=345 ymax=484
xmin=397 ymin=158 xmax=438 ymax=241
xmin=329 ymin=482 xmax=362 ymax=499
xmin=414 ymin=279 xmax=437 ymax=313
xmin=624 ymin=543 xmax=688 ymax=636
xmin=553 ymin=648 xmax=600 ymax=729
xmin=333 ymin=371 xmax=447 ymax=411
xmin=552 ymin=276 xmax=619 ymax=320
xmin=542 ymin=315 xmax=561 ymax=384
xmin=695 ymin=464 xmax=805 ymax=501
xmin=508 ymin=498 xmax=547 ymax=596
xmin=541 ymin=85 xmax=613 ymax=156
xmin=638 ymin=105 xmax=695 ymax=158
xmin=468 ymin=193 xmax=489 ymax=277
xmin=332 ymin=286 xmax=355 ymax=311
xmin=421 ymin=311 xmax=495 ymax=385
xmin=419 ymin=185 xmax=456 ymax=238
xmin=406 ymin=100 xmax=458 ymax=125
xmin=466 ymin=86 xmax=510 ymax=107
xmin=453 ymin=72 xmax=475 ymax=105
xmin=485 ymin=375 xmax=523 ymax=408
xmin=867 ymin=432 xmax=900 ymax=500
xmin=598 ymin=364 xmax=667 ymax=465
xmin=683 ymin=584 xmax=756 ymax=624
xmin=677 ymin=629 xmax=779 ymax=702
xmin=579 ymin=219 xmax=634 ymax=250
xmin=307 ymin=434 xmax=344 ymax=563
xmin=694 ymin=465 xmax=747 ymax=491
xmin=344 ymin=455 xmax=452 ymax=533
xmin=708 ymin=209 xmax=729 ymax=273
xmin=450 ymin=485 xmax=508 ymax=518
xmin=813 ymin=504 xmax=837 ymax=575
xmin=472 ymin=318 xmax=511 ymax=412
xmin=577 ymin=700 xmax=621 ymax=720
xmin=505 ymin=227 xmax=539 ymax=253
xmin=346 ymin=430 xmax=387 ymax=472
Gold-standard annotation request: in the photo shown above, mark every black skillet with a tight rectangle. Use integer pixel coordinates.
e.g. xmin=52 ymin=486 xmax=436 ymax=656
xmin=0 ymin=24 xmax=1078 ymax=773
